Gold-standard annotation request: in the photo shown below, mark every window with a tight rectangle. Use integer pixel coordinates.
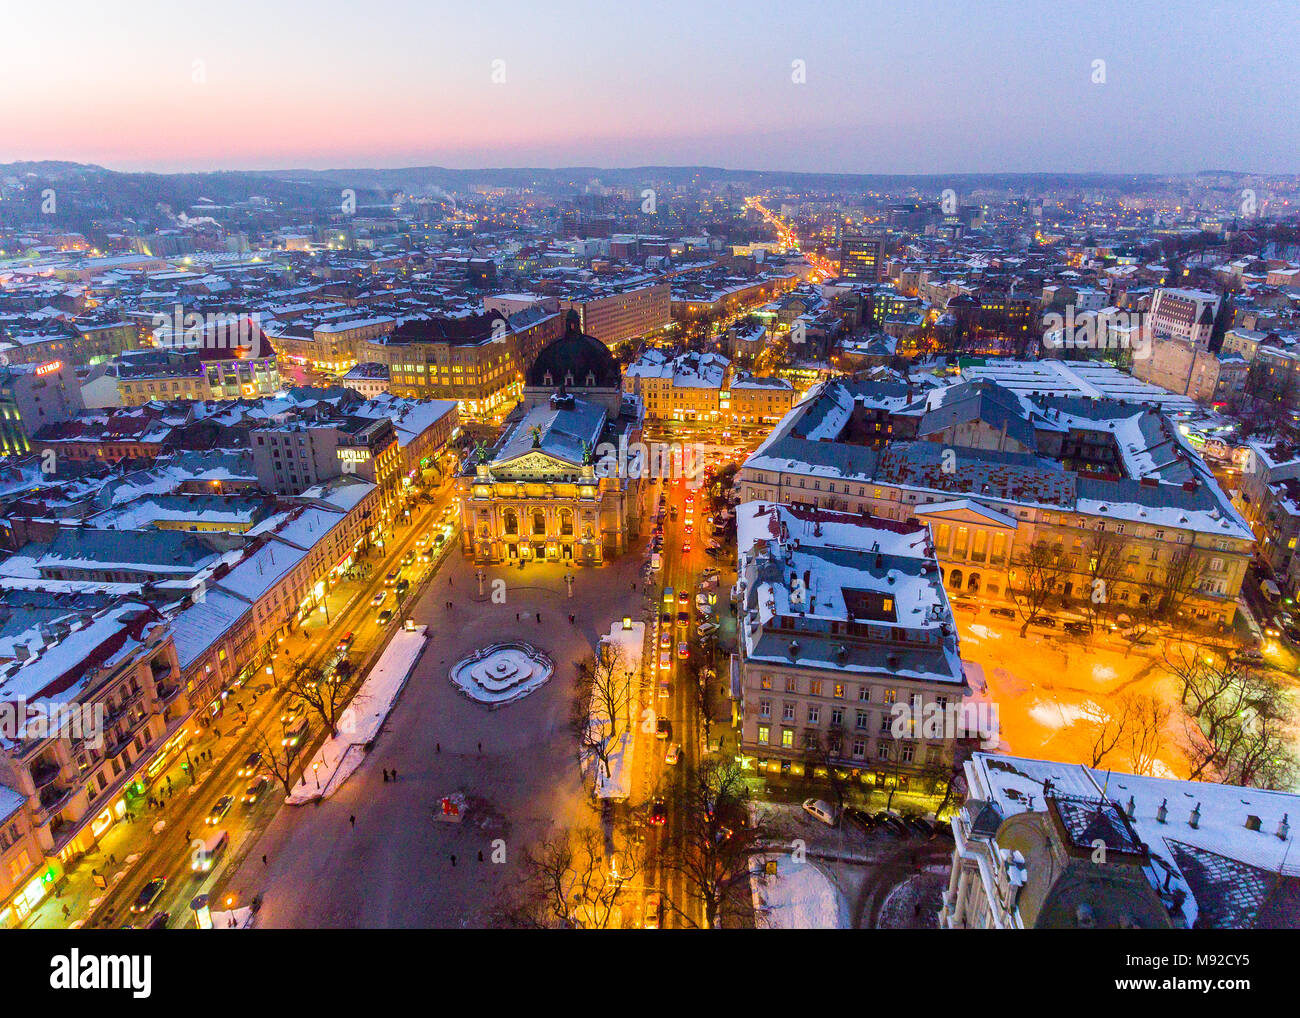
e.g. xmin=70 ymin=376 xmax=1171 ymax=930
xmin=856 ymin=710 xmax=868 ymax=730
xmin=830 ymin=707 xmax=843 ymax=726
xmin=784 ymin=676 xmax=798 ymax=693
xmin=758 ymin=699 xmax=771 ymax=719
xmin=757 ymin=725 xmax=770 ymax=745
xmin=877 ymin=743 xmax=891 ymax=761
xmin=807 ymin=705 xmax=820 ymax=724
xmin=852 ymin=738 xmax=866 ymax=759
xmin=782 ymin=702 xmax=795 ymax=722
xmin=781 ymin=729 xmax=794 ymax=749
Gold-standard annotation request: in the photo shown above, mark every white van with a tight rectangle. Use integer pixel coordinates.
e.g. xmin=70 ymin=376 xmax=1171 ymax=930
xmin=192 ymin=829 xmax=229 ymax=873
xmin=801 ymin=798 xmax=837 ymax=826
xmin=650 ymin=552 xmax=662 ymax=571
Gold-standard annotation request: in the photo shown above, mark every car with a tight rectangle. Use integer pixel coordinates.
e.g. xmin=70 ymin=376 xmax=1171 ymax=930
xmin=384 ymin=571 xmax=399 ymax=586
xmin=802 ymin=798 xmax=837 ymax=826
xmin=843 ymin=807 xmax=875 ymax=834
xmin=650 ymin=552 xmax=662 ymax=570
xmin=371 ymin=590 xmax=387 ymax=607
xmin=696 ymin=593 xmax=713 ymax=609
xmin=681 ymin=541 xmax=691 ymax=553
xmin=696 ymin=621 xmax=719 ymax=638
xmin=676 ymin=641 xmax=689 ymax=659
xmin=238 ymin=752 xmax=262 ymax=778
xmin=676 ymin=611 xmax=689 ymax=629
xmin=660 ymin=630 xmax=672 ymax=649
xmin=659 ymin=650 xmax=672 ymax=671
xmin=205 ymin=795 xmax=233 ymax=825
xmin=1031 ymin=616 xmax=1057 ymax=629
xmin=401 ymin=551 xmax=415 ymax=567
xmin=989 ymin=606 xmax=1017 ymax=620
xmin=130 ymin=877 xmax=167 ymax=914
xmin=649 ymin=797 xmax=668 ymax=826
xmin=684 ymin=524 xmax=693 ymax=535
xmin=874 ymin=811 xmax=911 ymax=837
xmin=378 ymin=609 xmax=394 ymax=625
xmin=905 ymin=815 xmax=935 ymax=837
xmin=952 ymin=601 xmax=981 ymax=615
xmin=433 ymin=532 xmax=446 ymax=546
xmin=419 ymin=550 xmax=433 ymax=563
xmin=659 ymin=610 xmax=672 ymax=627
xmin=656 ymin=718 xmax=671 ymax=740
xmin=336 ymin=630 xmax=355 ymax=652
xmin=665 ymin=742 xmax=681 ymax=765
xmin=242 ymin=775 xmax=269 ymax=805
xmin=144 ymin=910 xmax=169 ymax=930
xmin=643 ymin=892 xmax=662 ymax=929
xmin=396 ymin=578 xmax=410 ymax=594
xmin=701 ymin=568 xmax=720 ymax=582
xmin=416 ymin=533 xmax=430 ymax=548
xmin=1063 ymin=621 xmax=1090 ymax=635
xmin=657 ymin=679 xmax=672 ymax=699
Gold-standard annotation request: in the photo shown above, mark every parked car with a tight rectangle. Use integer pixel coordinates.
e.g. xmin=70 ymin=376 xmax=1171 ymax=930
xmin=905 ymin=815 xmax=934 ymax=837
xmin=144 ymin=910 xmax=169 ymax=930
xmin=801 ymin=798 xmax=837 ymax=826
xmin=696 ymin=622 xmax=719 ymax=638
xmin=844 ymin=807 xmax=875 ymax=834
xmin=644 ymin=893 xmax=662 ymax=929
xmin=875 ymin=811 xmax=910 ymax=837
xmin=989 ymin=607 xmax=1017 ymax=620
xmin=1031 ymin=616 xmax=1057 ymax=629
xmin=1063 ymin=621 xmax=1090 ymax=635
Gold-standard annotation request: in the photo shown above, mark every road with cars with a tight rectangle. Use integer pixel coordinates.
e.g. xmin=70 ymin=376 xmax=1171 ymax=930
xmin=82 ymin=487 xmax=462 ymax=928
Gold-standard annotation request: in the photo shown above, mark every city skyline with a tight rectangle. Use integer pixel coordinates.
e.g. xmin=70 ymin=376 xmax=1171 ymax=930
xmin=2 ymin=0 xmax=1297 ymax=175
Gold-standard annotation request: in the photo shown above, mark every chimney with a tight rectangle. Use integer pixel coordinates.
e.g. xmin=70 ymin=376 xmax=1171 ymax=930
xmin=1278 ymin=814 xmax=1290 ymax=841
xmin=1189 ymin=802 xmax=1201 ymax=829
xmin=1156 ymin=798 xmax=1167 ymax=824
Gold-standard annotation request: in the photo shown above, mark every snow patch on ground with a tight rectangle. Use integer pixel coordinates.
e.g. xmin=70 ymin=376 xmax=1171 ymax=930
xmin=750 ymin=854 xmax=851 ymax=929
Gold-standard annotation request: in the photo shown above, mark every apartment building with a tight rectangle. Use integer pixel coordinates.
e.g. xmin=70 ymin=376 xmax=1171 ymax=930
xmin=625 ymin=348 xmax=794 ymax=428
xmin=559 ymin=281 xmax=671 ymax=345
xmin=0 ymin=602 xmax=187 ymax=926
xmin=251 ymin=415 xmax=401 ymax=502
xmin=1148 ymin=287 xmax=1221 ymax=348
xmin=734 ymin=502 xmax=968 ymax=789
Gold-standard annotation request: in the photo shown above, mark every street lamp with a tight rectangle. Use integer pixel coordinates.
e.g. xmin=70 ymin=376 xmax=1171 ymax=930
xmin=312 ymin=761 xmax=322 ymax=790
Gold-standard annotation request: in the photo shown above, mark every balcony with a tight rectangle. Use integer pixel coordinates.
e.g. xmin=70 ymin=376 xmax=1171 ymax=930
xmin=30 ymin=759 xmax=63 ymax=789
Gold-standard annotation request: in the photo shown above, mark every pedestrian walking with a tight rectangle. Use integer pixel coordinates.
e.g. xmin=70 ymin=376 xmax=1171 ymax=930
xmin=184 ymin=830 xmax=191 ymax=843
xmin=62 ymin=904 xmax=71 ymax=920
xmin=478 ymin=850 xmax=484 ymax=862
xmin=109 ymin=854 xmax=116 ymax=866
xmin=536 ymin=613 xmax=541 ymax=624
xmin=383 ymin=769 xmax=389 ymax=782
xmin=349 ymin=815 xmax=356 ymax=828
xmin=392 ymin=768 xmax=398 ymax=780
xmin=450 ymin=854 xmax=457 ymax=866
xmin=477 ymin=741 xmax=482 ymax=754
xmin=436 ymin=743 xmax=441 ymax=753
xmin=262 ymin=855 xmax=268 ymax=866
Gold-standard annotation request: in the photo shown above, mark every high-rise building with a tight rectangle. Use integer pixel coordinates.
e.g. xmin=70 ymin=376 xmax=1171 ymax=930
xmin=839 ymin=231 xmax=885 ymax=282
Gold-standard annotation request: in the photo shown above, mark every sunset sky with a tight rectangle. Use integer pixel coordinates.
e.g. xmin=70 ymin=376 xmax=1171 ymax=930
xmin=2 ymin=0 xmax=1295 ymax=173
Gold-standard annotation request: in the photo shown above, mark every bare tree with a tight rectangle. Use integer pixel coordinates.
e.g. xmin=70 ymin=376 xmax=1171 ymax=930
xmin=250 ymin=730 xmax=297 ymax=799
xmin=1082 ymin=693 xmax=1171 ymax=774
xmin=1175 ymin=658 xmax=1297 ymax=788
xmin=501 ymin=826 xmax=643 ymax=929
xmin=1080 ymin=531 xmax=1126 ymax=631
xmin=1007 ymin=540 xmax=1065 ymax=636
xmin=285 ymin=661 xmax=352 ymax=738
xmin=663 ymin=758 xmax=769 ymax=929
xmin=571 ymin=644 xmax=633 ymax=782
